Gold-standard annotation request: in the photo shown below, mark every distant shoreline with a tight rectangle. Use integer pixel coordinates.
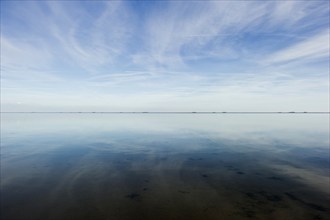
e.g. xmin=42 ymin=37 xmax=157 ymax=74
xmin=1 ymin=112 xmax=329 ymax=114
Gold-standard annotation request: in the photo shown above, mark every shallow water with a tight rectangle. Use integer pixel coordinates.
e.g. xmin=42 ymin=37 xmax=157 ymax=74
xmin=1 ymin=114 xmax=329 ymax=220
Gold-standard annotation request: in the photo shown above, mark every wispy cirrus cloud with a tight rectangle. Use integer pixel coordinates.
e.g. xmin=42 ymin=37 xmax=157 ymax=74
xmin=263 ymin=29 xmax=329 ymax=65
xmin=131 ymin=1 xmax=329 ymax=72
xmin=48 ymin=1 xmax=135 ymax=73
xmin=1 ymin=1 xmax=135 ymax=77
xmin=1 ymin=1 xmax=329 ymax=111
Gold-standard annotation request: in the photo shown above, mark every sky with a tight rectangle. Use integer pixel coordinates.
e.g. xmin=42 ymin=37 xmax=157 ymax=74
xmin=1 ymin=1 xmax=329 ymax=112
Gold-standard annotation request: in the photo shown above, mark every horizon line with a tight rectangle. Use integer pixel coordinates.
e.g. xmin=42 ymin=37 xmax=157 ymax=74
xmin=1 ymin=111 xmax=329 ymax=114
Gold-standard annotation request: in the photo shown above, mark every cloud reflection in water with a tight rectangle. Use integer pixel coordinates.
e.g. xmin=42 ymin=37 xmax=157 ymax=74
xmin=1 ymin=114 xmax=329 ymax=220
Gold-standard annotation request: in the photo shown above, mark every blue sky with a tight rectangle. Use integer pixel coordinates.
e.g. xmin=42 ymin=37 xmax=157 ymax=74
xmin=1 ymin=1 xmax=329 ymax=112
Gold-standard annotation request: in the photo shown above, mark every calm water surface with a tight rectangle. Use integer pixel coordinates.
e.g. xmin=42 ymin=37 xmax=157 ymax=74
xmin=1 ymin=114 xmax=329 ymax=220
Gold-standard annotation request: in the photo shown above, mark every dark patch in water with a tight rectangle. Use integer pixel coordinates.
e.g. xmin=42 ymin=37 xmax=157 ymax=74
xmin=178 ymin=190 xmax=190 ymax=194
xmin=258 ymin=191 xmax=282 ymax=202
xmin=313 ymin=214 xmax=323 ymax=220
xmin=202 ymin=174 xmax=208 ymax=178
xmin=236 ymin=171 xmax=245 ymax=175
xmin=238 ymin=207 xmax=256 ymax=218
xmin=285 ymin=192 xmax=327 ymax=212
xmin=244 ymin=190 xmax=284 ymax=205
xmin=266 ymin=195 xmax=282 ymax=202
xmin=125 ymin=193 xmax=140 ymax=200
xmin=268 ymin=176 xmax=283 ymax=181
xmin=308 ymin=204 xmax=327 ymax=212
xmin=188 ymin=157 xmax=203 ymax=161
xmin=285 ymin=192 xmax=300 ymax=201
xmin=224 ymin=165 xmax=234 ymax=170
xmin=244 ymin=192 xmax=257 ymax=199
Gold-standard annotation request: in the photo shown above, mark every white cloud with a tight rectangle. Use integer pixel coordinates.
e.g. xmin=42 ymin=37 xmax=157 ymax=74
xmin=1 ymin=1 xmax=329 ymax=112
xmin=1 ymin=36 xmax=53 ymax=71
xmin=264 ymin=29 xmax=329 ymax=64
xmin=46 ymin=1 xmax=135 ymax=73
xmin=132 ymin=1 xmax=329 ymax=72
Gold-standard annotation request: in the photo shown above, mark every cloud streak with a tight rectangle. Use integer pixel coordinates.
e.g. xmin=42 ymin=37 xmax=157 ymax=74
xmin=1 ymin=1 xmax=329 ymax=111
xmin=264 ymin=29 xmax=329 ymax=64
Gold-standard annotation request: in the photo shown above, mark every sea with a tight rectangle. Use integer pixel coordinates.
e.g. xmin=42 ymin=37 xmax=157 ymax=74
xmin=1 ymin=113 xmax=329 ymax=220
